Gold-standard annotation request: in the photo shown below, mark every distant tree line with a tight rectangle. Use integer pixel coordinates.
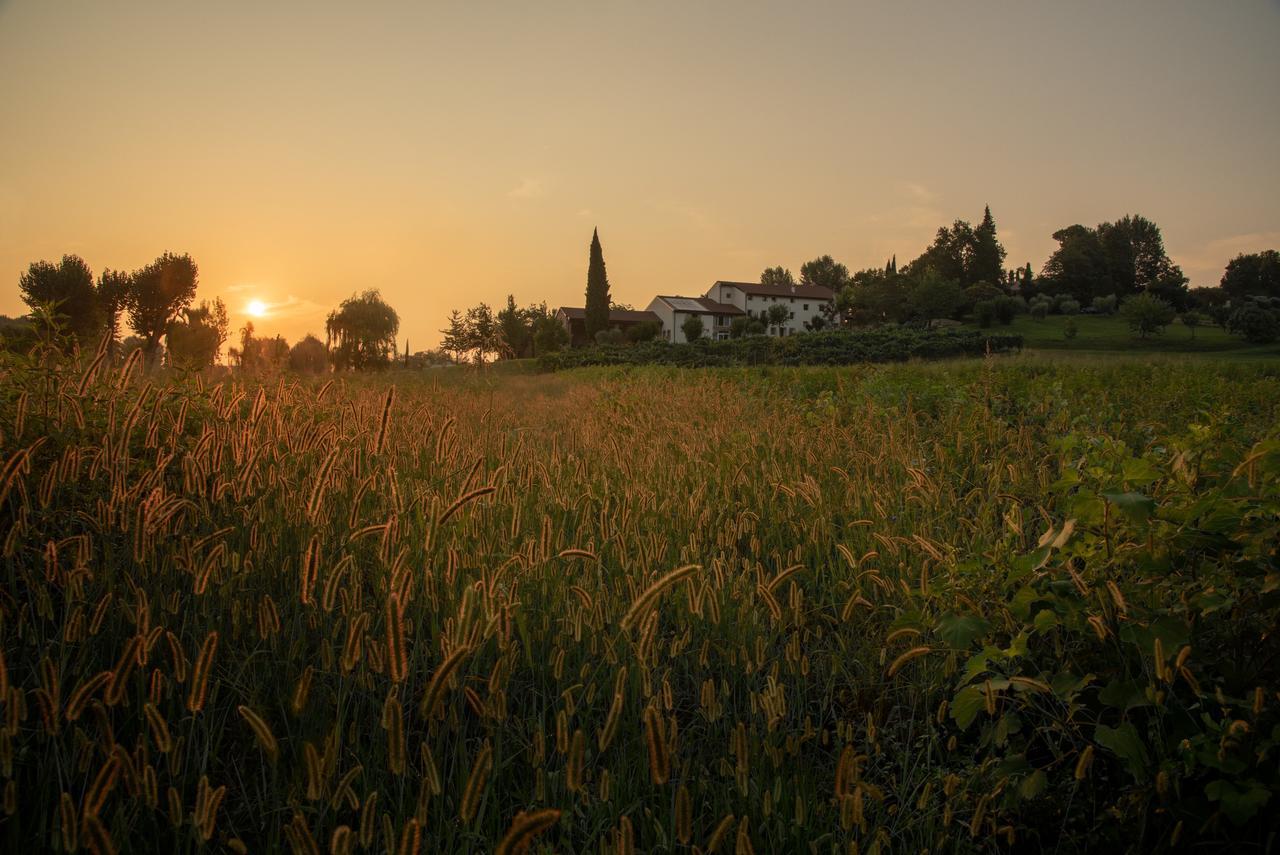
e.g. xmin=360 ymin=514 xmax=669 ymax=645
xmin=4 ymin=252 xmax=454 ymax=371
xmin=439 ymin=297 xmax=570 ymax=363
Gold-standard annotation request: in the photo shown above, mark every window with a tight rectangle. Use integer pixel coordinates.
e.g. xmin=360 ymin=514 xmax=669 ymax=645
xmin=790 ymin=297 xmax=795 ymax=303
xmin=789 ymin=311 xmax=795 ymax=319
xmin=748 ymin=295 xmax=754 ymax=301
xmin=803 ymin=304 xmax=809 ymax=311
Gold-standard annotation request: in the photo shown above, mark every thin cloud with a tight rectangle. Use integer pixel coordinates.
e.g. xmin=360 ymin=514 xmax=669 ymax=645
xmin=508 ymin=177 xmax=548 ymax=199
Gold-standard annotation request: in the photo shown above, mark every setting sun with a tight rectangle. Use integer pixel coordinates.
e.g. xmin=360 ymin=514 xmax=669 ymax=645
xmin=246 ymin=299 xmax=267 ymax=317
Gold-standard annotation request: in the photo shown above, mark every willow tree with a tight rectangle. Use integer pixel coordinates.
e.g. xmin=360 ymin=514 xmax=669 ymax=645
xmin=325 ymin=289 xmax=399 ymax=370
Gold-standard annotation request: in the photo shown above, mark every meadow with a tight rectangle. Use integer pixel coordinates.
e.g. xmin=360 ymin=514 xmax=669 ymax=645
xmin=0 ymin=350 xmax=1277 ymax=853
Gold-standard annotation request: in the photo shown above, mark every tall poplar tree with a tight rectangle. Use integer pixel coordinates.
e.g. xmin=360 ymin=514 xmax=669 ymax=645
xmin=584 ymin=228 xmax=611 ymax=339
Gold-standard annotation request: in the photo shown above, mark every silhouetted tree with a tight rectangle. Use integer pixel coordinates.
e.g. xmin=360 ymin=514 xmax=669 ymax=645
xmin=800 ymin=255 xmax=850 ymax=291
xmin=97 ymin=268 xmax=132 ymax=354
xmin=166 ymin=298 xmax=229 ymax=368
xmin=906 ymin=221 xmax=975 ymax=286
xmin=765 ymin=303 xmax=791 ymax=331
xmin=1220 ymin=250 xmax=1280 ymax=301
xmin=125 ymin=252 xmax=199 ymax=363
xmin=909 ymin=269 xmax=966 ymax=321
xmin=496 ymin=295 xmax=531 ymax=358
xmin=760 ymin=266 xmax=796 ymax=289
xmin=970 ymin=206 xmax=1007 ymax=288
xmin=1040 ymin=225 xmax=1112 ymax=304
xmin=325 ymin=289 xmax=399 ymax=370
xmin=19 ymin=254 xmax=101 ymax=344
xmin=440 ymin=310 xmax=468 ymax=363
xmin=584 ymin=229 xmax=611 ymax=339
xmin=289 ymin=335 xmax=328 ymax=373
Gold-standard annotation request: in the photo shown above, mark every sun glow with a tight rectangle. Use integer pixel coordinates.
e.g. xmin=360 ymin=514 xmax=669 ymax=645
xmin=246 ymin=299 xmax=268 ymax=317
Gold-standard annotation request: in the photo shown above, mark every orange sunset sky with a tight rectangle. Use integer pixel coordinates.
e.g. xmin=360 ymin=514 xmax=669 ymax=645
xmin=2 ymin=1 xmax=1278 ymax=349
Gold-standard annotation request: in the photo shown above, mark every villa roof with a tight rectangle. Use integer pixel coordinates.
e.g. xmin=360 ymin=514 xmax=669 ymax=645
xmin=711 ymin=280 xmax=835 ymax=300
xmin=653 ymin=296 xmax=745 ymax=316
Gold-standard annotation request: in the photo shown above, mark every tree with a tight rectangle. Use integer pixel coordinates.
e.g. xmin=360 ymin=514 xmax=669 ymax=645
xmin=905 ymin=221 xmax=974 ymax=286
xmin=440 ymin=310 xmax=469 ymax=363
xmin=584 ymin=228 xmax=611 ymax=339
xmin=126 ymin=252 xmax=199 ymax=363
xmin=325 ymin=290 xmax=399 ymax=370
xmin=909 ymin=269 xmax=965 ymax=321
xmin=1179 ymin=311 xmax=1207 ymax=340
xmin=838 ymin=268 xmax=905 ymax=326
xmin=970 ymin=206 xmax=1006 ymax=288
xmin=760 ymin=266 xmax=795 ymax=289
xmin=765 ymin=303 xmax=791 ymax=332
xmin=166 ymin=298 xmax=229 ymax=368
xmin=496 ymin=295 xmax=531 ymax=359
xmin=1097 ymin=214 xmax=1188 ymax=307
xmin=1040 ymin=225 xmax=1112 ymax=304
xmin=626 ymin=321 xmax=661 ymax=343
xmin=289 ymin=335 xmax=329 ymax=373
xmin=1228 ymin=298 xmax=1280 ymax=344
xmin=530 ymin=309 xmax=570 ymax=355
xmin=681 ymin=315 xmax=704 ymax=342
xmin=1220 ymin=250 xmax=1280 ymax=301
xmin=799 ymin=255 xmax=850 ymax=291
xmin=1119 ymin=293 xmax=1176 ymax=339
xmin=97 ymin=269 xmax=132 ymax=354
xmin=19 ymin=254 xmax=101 ymax=344
xmin=464 ymin=303 xmax=500 ymax=364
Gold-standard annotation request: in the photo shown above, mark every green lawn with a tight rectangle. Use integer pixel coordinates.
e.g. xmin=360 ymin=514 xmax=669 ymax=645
xmin=967 ymin=312 xmax=1280 ymax=357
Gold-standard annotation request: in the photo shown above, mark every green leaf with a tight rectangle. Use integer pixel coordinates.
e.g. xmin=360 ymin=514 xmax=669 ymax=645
xmin=1019 ymin=770 xmax=1048 ymax=800
xmin=1101 ymin=491 xmax=1156 ymax=523
xmin=1095 ymin=722 xmax=1151 ymax=780
xmin=951 ymin=686 xmax=985 ymax=731
xmin=1121 ymin=457 xmax=1162 ymax=486
xmin=936 ymin=613 xmax=991 ymax=650
xmin=1205 ymin=779 xmax=1271 ymax=826
xmin=1098 ymin=679 xmax=1151 ymax=712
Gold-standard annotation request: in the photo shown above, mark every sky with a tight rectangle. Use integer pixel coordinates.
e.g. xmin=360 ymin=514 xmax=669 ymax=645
xmin=1 ymin=0 xmax=1278 ymax=348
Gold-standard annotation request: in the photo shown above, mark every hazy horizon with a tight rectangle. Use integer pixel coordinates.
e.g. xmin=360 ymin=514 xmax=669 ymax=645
xmin=2 ymin=0 xmax=1278 ymax=348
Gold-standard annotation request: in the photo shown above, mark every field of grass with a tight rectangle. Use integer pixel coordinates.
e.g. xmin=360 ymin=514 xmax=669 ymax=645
xmin=1 ymin=352 xmax=1278 ymax=852
xmin=967 ymin=313 xmax=1280 ymax=356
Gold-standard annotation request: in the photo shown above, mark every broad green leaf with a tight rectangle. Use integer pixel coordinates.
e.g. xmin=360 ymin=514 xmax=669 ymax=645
xmin=1098 ymin=679 xmax=1152 ymax=711
xmin=936 ymin=613 xmax=991 ymax=650
xmin=1095 ymin=722 xmax=1150 ymax=780
xmin=1205 ymin=779 xmax=1271 ymax=826
xmin=951 ymin=686 xmax=985 ymax=731
xmin=1019 ymin=770 xmax=1048 ymax=800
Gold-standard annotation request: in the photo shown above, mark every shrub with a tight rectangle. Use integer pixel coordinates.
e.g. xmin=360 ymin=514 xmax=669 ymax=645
xmin=681 ymin=315 xmax=704 ymax=342
xmin=1063 ymin=318 xmax=1078 ymax=341
xmin=974 ymin=300 xmax=996 ymax=328
xmin=595 ymin=328 xmax=626 ymax=346
xmin=1091 ymin=295 xmax=1118 ymax=315
xmin=541 ymin=327 xmax=1023 ymax=370
xmin=1059 ymin=299 xmax=1081 ymax=315
xmin=288 ymin=335 xmax=328 ymax=373
xmin=625 ymin=321 xmax=661 ymax=343
xmin=1030 ymin=302 xmax=1049 ymax=320
xmin=1119 ymin=293 xmax=1176 ymax=339
xmin=993 ymin=296 xmax=1020 ymax=325
xmin=1228 ymin=299 xmax=1280 ymax=344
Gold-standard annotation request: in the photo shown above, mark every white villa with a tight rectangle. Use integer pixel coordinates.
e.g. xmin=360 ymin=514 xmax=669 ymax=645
xmin=645 ymin=281 xmax=836 ymax=342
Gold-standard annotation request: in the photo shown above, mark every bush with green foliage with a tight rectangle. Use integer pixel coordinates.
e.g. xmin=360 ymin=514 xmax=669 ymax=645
xmin=1092 ymin=294 xmax=1118 ymax=314
xmin=1059 ymin=299 xmax=1081 ymax=315
xmin=1227 ymin=297 xmax=1280 ymax=344
xmin=993 ymin=296 xmax=1020 ymax=325
xmin=541 ymin=327 xmax=1022 ymax=369
xmin=1030 ymin=301 xmax=1049 ymax=320
xmin=681 ymin=315 xmax=704 ymax=342
xmin=975 ymin=300 xmax=996 ymax=328
xmin=625 ymin=320 xmax=661 ymax=344
xmin=594 ymin=328 xmax=627 ymax=346
xmin=1120 ymin=293 xmax=1177 ymax=338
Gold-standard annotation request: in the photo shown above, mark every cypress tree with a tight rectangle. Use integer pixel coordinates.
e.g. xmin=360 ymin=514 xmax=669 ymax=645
xmin=970 ymin=205 xmax=1006 ymax=287
xmin=584 ymin=228 xmax=611 ymax=339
